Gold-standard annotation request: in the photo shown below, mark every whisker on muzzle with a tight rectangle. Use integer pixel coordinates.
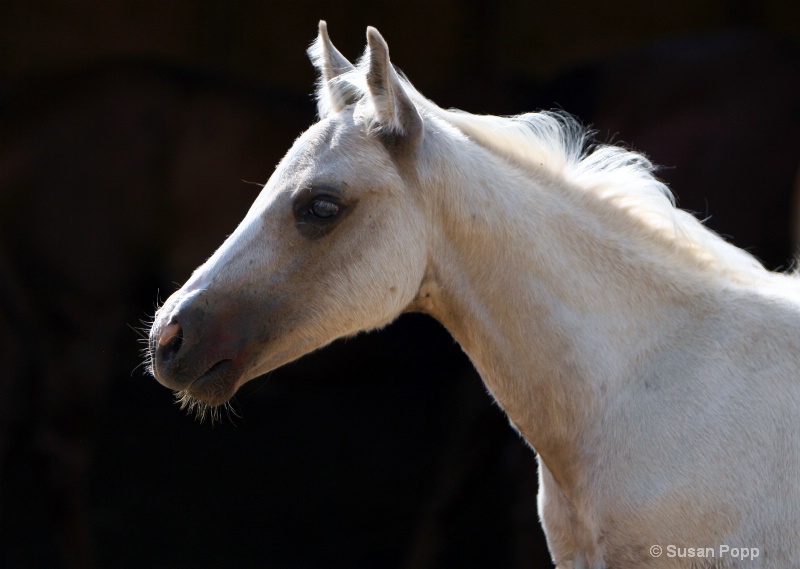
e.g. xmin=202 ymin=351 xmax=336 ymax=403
xmin=174 ymin=391 xmax=242 ymax=425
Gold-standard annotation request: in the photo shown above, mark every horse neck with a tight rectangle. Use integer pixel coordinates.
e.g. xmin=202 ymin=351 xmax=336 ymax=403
xmin=414 ymin=134 xmax=713 ymax=487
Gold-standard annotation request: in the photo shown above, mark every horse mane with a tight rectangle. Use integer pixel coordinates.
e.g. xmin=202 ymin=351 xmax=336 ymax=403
xmin=329 ymin=56 xmax=770 ymax=281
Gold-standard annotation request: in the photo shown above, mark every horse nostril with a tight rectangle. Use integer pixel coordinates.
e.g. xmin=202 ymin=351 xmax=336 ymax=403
xmin=157 ymin=321 xmax=183 ymax=360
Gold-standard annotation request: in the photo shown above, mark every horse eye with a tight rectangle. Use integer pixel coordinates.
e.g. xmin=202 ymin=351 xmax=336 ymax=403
xmin=308 ymin=199 xmax=340 ymax=219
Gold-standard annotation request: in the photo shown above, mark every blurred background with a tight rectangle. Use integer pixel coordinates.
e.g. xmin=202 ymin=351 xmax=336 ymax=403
xmin=1 ymin=1 xmax=799 ymax=568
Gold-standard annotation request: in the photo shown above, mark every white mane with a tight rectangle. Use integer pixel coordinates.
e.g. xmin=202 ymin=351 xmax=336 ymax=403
xmin=330 ymin=57 xmax=771 ymax=282
xmin=413 ymin=101 xmax=769 ymax=280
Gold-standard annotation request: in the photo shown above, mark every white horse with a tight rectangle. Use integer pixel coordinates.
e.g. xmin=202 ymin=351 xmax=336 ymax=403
xmin=149 ymin=23 xmax=800 ymax=568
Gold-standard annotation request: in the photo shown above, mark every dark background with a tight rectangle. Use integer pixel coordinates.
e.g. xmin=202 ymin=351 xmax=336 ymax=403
xmin=1 ymin=2 xmax=799 ymax=568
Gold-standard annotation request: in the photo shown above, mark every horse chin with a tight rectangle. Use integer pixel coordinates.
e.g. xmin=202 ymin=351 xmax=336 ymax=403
xmin=176 ymin=360 xmax=242 ymax=416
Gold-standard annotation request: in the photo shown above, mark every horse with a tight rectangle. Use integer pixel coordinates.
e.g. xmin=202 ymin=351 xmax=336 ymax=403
xmin=148 ymin=23 xmax=800 ymax=568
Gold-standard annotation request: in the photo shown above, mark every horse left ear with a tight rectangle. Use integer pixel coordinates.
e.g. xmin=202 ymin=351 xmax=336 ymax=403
xmin=365 ymin=27 xmax=423 ymax=148
xmin=308 ymin=21 xmax=358 ymax=117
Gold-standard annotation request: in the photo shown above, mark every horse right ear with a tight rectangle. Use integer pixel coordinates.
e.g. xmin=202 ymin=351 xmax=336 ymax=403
xmin=364 ymin=27 xmax=423 ymax=150
xmin=308 ymin=21 xmax=358 ymax=117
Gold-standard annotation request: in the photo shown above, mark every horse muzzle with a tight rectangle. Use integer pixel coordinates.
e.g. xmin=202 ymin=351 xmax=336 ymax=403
xmin=149 ymin=291 xmax=254 ymax=406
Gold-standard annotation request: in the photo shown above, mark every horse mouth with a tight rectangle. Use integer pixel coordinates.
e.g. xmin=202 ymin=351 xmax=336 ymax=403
xmin=195 ymin=359 xmax=233 ymax=386
xmin=181 ymin=359 xmax=239 ymax=407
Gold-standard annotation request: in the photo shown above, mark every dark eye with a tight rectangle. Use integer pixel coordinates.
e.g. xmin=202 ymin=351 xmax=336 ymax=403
xmin=307 ymin=199 xmax=341 ymax=219
xmin=293 ymin=190 xmax=350 ymax=238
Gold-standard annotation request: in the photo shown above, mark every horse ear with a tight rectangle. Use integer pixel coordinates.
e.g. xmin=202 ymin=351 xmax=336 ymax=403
xmin=308 ymin=20 xmax=358 ymax=117
xmin=365 ymin=27 xmax=423 ymax=147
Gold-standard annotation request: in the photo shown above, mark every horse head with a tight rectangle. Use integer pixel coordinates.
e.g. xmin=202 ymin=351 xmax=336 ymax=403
xmin=149 ymin=24 xmax=430 ymax=409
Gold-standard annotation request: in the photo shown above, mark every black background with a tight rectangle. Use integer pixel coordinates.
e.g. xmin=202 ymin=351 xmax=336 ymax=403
xmin=1 ymin=2 xmax=799 ymax=568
